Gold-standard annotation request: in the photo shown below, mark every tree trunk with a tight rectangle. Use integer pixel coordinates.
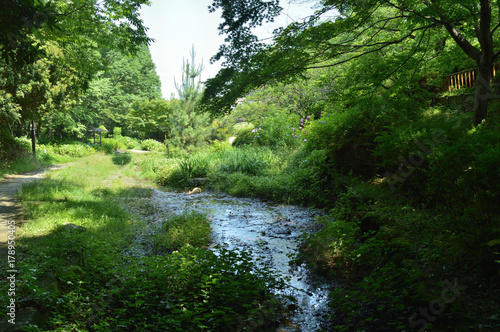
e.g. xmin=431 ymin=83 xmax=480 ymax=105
xmin=31 ymin=120 xmax=36 ymax=157
xmin=474 ymin=59 xmax=493 ymax=126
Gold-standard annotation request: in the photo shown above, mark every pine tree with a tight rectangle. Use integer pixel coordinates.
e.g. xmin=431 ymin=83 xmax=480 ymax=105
xmin=170 ymin=46 xmax=211 ymax=150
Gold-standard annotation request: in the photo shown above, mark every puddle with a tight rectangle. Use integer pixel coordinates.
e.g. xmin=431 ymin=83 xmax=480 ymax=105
xmin=144 ymin=189 xmax=334 ymax=331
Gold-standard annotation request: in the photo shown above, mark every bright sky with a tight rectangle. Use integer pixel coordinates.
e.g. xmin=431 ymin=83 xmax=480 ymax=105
xmin=140 ymin=0 xmax=317 ymax=100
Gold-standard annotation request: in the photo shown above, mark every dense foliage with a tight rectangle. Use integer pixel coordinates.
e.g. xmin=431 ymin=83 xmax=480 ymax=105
xmin=1 ymin=0 xmax=499 ymax=331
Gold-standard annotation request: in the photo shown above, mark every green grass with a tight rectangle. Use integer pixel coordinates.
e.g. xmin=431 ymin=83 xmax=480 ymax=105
xmin=0 ymin=143 xmax=96 ymax=180
xmin=152 ymin=211 xmax=212 ymax=253
xmin=0 ymin=152 xmax=289 ymax=331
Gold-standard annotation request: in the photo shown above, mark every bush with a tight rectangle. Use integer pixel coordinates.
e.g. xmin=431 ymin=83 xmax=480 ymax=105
xmin=375 ymin=110 xmax=500 ymax=219
xmin=252 ymin=112 xmax=304 ymax=148
xmin=114 ymin=135 xmax=140 ymax=149
xmin=42 ymin=143 xmax=96 ymax=157
xmin=141 ymin=139 xmax=165 ymax=152
xmin=232 ymin=128 xmax=255 ymax=147
xmin=100 ymin=138 xmax=126 ymax=154
xmin=303 ymin=108 xmax=384 ymax=179
xmin=0 ymin=136 xmax=32 ymax=160
xmin=287 ymin=148 xmax=341 ymax=207
xmin=232 ymin=121 xmax=254 ymax=135
xmin=110 ymin=246 xmax=290 ymax=331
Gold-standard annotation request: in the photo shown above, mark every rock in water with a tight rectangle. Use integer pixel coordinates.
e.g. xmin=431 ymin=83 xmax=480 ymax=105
xmin=188 ymin=187 xmax=202 ymax=194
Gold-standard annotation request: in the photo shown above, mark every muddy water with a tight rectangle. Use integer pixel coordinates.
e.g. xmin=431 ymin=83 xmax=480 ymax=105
xmin=148 ymin=189 xmax=333 ymax=331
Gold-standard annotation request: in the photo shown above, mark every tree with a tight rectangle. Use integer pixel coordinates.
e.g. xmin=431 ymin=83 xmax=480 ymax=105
xmin=128 ymin=99 xmax=172 ymax=140
xmin=170 ymin=47 xmax=211 ymax=149
xmin=78 ymin=46 xmax=162 ymax=134
xmin=0 ymin=0 xmax=155 ymax=156
xmin=0 ymin=41 xmax=81 ymax=156
xmin=0 ymin=0 xmax=58 ymax=64
xmin=0 ymin=0 xmax=152 ymax=65
xmin=203 ymin=0 xmax=499 ymax=125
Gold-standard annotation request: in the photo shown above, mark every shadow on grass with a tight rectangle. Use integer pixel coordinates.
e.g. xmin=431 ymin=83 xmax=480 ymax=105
xmin=2 ymin=177 xmax=287 ymax=332
xmin=112 ymin=152 xmax=132 ymax=165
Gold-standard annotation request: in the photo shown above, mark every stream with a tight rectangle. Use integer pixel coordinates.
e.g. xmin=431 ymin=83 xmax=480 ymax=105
xmin=137 ymin=188 xmax=334 ymax=331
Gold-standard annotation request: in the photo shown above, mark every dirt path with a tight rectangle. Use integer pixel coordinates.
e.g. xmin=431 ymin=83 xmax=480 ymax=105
xmin=0 ymin=165 xmax=68 ymax=250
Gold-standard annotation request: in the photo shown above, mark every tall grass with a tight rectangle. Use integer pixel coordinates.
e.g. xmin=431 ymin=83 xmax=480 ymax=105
xmin=139 ymin=145 xmax=284 ymax=189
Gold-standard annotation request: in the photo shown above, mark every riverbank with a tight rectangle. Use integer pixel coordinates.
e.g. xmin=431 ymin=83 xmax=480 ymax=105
xmin=134 ymin=143 xmax=500 ymax=331
xmin=0 ymin=153 xmax=300 ymax=331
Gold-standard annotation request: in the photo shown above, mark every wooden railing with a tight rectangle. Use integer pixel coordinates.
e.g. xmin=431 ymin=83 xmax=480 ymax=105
xmin=443 ymin=64 xmax=500 ymax=91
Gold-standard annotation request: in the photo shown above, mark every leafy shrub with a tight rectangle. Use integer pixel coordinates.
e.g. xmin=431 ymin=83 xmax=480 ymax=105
xmin=252 ymin=112 xmax=304 ymax=148
xmin=141 ymin=138 xmax=165 ymax=152
xmin=209 ymin=139 xmax=232 ymax=152
xmin=113 ymin=127 xmax=122 ymax=137
xmin=157 ymin=166 xmax=189 ymax=187
xmin=232 ymin=128 xmax=255 ymax=147
xmin=232 ymin=121 xmax=254 ymax=134
xmin=232 ymin=112 xmax=305 ymax=149
xmin=152 ymin=211 xmax=211 ymax=253
xmin=425 ymin=122 xmax=499 ymax=208
xmin=303 ymin=108 xmax=384 ymax=178
xmin=375 ymin=110 xmax=500 ymax=220
xmin=100 ymin=138 xmax=126 ymax=154
xmin=114 ymin=135 xmax=140 ymax=149
xmin=0 ymin=136 xmax=31 ymax=160
xmin=14 ymin=136 xmax=32 ymax=151
xmin=112 ymin=246 xmax=290 ymax=331
xmin=329 ymin=263 xmax=422 ymax=331
xmin=48 ymin=143 xmax=96 ymax=157
xmin=287 ymin=148 xmax=340 ymax=207
xmin=165 ymin=146 xmax=189 ymax=158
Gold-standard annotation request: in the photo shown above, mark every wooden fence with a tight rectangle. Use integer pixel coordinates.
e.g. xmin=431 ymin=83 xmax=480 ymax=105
xmin=443 ymin=64 xmax=500 ymax=91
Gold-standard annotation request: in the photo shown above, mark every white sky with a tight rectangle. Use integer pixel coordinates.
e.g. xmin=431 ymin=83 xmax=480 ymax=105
xmin=139 ymin=0 xmax=317 ymax=99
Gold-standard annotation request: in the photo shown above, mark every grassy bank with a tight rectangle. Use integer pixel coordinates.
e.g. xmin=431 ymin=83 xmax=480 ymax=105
xmin=0 ymin=141 xmax=97 ymax=179
xmin=1 ymin=153 xmax=290 ymax=331
xmin=134 ymin=109 xmax=500 ymax=330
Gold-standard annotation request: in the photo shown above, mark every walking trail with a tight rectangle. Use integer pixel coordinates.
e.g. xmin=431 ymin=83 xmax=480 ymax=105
xmin=0 ymin=165 xmax=68 ymax=251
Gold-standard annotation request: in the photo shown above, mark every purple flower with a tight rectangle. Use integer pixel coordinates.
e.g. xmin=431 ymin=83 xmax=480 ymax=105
xmin=292 ymin=128 xmax=296 ymax=131
xmin=306 ymin=115 xmax=311 ymax=120
xmin=299 ymin=127 xmax=302 ymax=130
xmin=304 ymin=139 xmax=307 ymax=141
xmin=252 ymin=129 xmax=257 ymax=133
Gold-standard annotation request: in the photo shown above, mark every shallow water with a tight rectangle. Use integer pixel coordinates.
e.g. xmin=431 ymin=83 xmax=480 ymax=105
xmin=147 ymin=189 xmax=333 ymax=331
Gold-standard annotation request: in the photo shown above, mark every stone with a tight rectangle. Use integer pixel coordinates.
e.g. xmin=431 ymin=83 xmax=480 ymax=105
xmin=188 ymin=187 xmax=202 ymax=194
